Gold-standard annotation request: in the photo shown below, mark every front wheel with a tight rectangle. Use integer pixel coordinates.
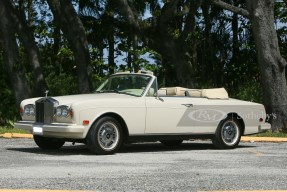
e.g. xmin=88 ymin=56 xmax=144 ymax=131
xmin=212 ymin=117 xmax=241 ymax=149
xmin=33 ymin=135 xmax=65 ymax=150
xmin=87 ymin=116 xmax=123 ymax=155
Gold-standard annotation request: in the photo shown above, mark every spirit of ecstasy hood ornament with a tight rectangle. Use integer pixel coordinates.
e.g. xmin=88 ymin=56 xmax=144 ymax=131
xmin=45 ymin=90 xmax=49 ymax=98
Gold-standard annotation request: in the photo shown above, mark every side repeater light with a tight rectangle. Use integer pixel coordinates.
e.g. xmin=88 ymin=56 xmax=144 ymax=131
xmin=83 ymin=120 xmax=90 ymax=125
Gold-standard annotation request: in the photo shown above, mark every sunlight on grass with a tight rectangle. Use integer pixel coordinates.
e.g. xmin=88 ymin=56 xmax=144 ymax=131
xmin=254 ymin=130 xmax=287 ymax=138
xmin=0 ymin=126 xmax=28 ymax=134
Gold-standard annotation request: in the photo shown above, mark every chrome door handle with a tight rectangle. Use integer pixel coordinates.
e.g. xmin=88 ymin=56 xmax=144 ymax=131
xmin=182 ymin=104 xmax=193 ymax=107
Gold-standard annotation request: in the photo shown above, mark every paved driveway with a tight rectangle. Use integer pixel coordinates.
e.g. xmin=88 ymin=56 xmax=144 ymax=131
xmin=0 ymin=138 xmax=287 ymax=191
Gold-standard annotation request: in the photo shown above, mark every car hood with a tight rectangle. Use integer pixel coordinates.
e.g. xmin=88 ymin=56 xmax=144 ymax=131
xmin=21 ymin=93 xmax=136 ymax=106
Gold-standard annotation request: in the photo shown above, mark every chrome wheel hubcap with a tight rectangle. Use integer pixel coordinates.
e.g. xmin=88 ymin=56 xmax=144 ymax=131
xmin=221 ymin=120 xmax=239 ymax=146
xmin=98 ymin=122 xmax=119 ymax=151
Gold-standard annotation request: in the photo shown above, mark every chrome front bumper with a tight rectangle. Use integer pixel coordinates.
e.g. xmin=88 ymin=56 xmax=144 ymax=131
xmin=14 ymin=121 xmax=86 ymax=139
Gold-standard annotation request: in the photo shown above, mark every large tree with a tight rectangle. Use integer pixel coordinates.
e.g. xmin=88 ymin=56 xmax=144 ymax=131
xmin=47 ymin=0 xmax=93 ymax=93
xmin=211 ymin=0 xmax=287 ymax=131
xmin=4 ymin=0 xmax=47 ymax=96
xmin=147 ymin=0 xmax=203 ymax=87
xmin=115 ymin=0 xmax=203 ymax=87
xmin=0 ymin=1 xmax=31 ymax=106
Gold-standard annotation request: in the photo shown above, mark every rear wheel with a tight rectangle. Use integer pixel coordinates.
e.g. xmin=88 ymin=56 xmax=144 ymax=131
xmin=87 ymin=116 xmax=123 ymax=155
xmin=212 ymin=117 xmax=241 ymax=149
xmin=33 ymin=135 xmax=65 ymax=150
xmin=160 ymin=140 xmax=183 ymax=146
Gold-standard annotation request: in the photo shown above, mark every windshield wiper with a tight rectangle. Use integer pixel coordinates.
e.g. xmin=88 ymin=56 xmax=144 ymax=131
xmin=95 ymin=89 xmax=119 ymax=93
xmin=95 ymin=89 xmax=138 ymax=96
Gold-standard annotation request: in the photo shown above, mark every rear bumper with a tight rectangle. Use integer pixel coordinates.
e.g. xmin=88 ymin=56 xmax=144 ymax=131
xmin=14 ymin=121 xmax=86 ymax=139
xmin=258 ymin=123 xmax=271 ymax=132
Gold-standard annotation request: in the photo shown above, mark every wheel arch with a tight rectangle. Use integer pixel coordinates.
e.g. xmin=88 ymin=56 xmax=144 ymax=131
xmin=212 ymin=112 xmax=245 ymax=149
xmin=226 ymin=112 xmax=245 ymax=135
xmin=89 ymin=112 xmax=129 ymax=142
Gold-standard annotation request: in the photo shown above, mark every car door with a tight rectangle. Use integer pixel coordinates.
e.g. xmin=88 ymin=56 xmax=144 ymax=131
xmin=145 ymin=96 xmax=196 ymax=134
xmin=186 ymin=98 xmax=223 ymax=134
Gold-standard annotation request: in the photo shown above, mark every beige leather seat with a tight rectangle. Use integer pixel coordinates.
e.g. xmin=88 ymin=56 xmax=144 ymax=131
xmin=159 ymin=87 xmax=187 ymax=96
xmin=185 ymin=88 xmax=229 ymax=99
xmin=159 ymin=87 xmax=229 ymax=99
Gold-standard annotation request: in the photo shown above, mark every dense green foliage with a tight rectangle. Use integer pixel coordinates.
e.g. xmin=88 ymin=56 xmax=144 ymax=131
xmin=0 ymin=50 xmax=19 ymax=125
xmin=0 ymin=0 xmax=286 ymax=127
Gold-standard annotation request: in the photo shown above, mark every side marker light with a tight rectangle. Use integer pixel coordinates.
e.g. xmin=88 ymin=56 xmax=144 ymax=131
xmin=83 ymin=120 xmax=90 ymax=125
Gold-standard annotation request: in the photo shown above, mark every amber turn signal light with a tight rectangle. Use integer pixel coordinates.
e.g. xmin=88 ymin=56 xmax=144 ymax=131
xmin=19 ymin=107 xmax=23 ymax=113
xmin=83 ymin=120 xmax=89 ymax=125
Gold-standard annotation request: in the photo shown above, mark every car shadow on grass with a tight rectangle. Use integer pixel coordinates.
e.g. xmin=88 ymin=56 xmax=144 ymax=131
xmin=6 ymin=140 xmax=256 ymax=156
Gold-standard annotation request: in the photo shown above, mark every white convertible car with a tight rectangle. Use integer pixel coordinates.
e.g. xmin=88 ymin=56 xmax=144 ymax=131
xmin=15 ymin=71 xmax=270 ymax=154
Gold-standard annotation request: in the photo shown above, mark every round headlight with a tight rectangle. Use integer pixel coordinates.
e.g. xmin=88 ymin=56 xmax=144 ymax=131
xmin=30 ymin=107 xmax=35 ymax=116
xmin=56 ymin=105 xmax=70 ymax=118
xmin=56 ymin=108 xmax=62 ymax=116
xmin=24 ymin=105 xmax=35 ymax=116
xmin=62 ymin=108 xmax=69 ymax=117
xmin=24 ymin=106 xmax=30 ymax=115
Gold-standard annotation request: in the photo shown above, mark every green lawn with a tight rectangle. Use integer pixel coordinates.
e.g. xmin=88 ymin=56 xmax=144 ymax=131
xmin=253 ymin=130 xmax=287 ymax=138
xmin=0 ymin=126 xmax=28 ymax=134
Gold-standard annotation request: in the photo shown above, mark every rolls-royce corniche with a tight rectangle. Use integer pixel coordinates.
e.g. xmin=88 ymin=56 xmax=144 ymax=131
xmin=15 ymin=71 xmax=270 ymax=154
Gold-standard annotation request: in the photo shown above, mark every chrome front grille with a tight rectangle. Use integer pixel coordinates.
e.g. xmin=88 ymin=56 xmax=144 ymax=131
xmin=35 ymin=98 xmax=58 ymax=124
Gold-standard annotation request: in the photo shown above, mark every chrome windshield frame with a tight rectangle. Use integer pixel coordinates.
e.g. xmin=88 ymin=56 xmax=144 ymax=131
xmin=95 ymin=73 xmax=156 ymax=97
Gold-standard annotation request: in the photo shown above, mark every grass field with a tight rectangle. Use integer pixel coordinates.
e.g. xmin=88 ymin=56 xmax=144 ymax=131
xmin=0 ymin=126 xmax=28 ymax=134
xmin=254 ymin=130 xmax=287 ymax=137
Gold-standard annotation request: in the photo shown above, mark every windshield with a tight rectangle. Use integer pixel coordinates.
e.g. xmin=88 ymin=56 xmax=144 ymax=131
xmin=95 ymin=74 xmax=152 ymax=96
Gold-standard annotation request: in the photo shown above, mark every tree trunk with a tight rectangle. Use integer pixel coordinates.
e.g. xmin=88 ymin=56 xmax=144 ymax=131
xmin=47 ymin=0 xmax=92 ymax=93
xmin=132 ymin=34 xmax=139 ymax=72
xmin=231 ymin=11 xmax=239 ymax=63
xmin=108 ymin=33 xmax=115 ymax=74
xmin=211 ymin=0 xmax=287 ymax=131
xmin=246 ymin=0 xmax=287 ymax=131
xmin=174 ymin=0 xmax=202 ymax=88
xmin=127 ymin=37 xmax=132 ymax=72
xmin=107 ymin=12 xmax=115 ymax=75
xmin=0 ymin=2 xmax=31 ymax=106
xmin=3 ymin=0 xmax=46 ymax=97
xmin=113 ymin=0 xmax=197 ymax=86
xmin=53 ymin=21 xmax=61 ymax=55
